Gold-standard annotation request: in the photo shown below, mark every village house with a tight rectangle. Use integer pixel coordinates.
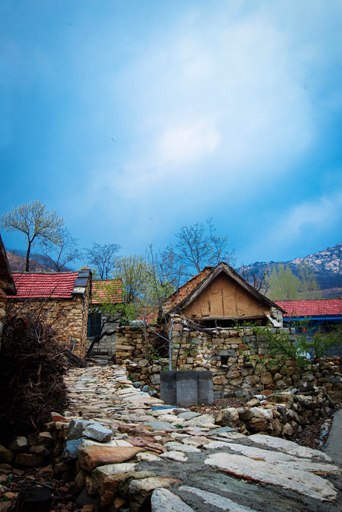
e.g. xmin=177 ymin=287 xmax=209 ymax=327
xmin=0 ymin=235 xmax=16 ymax=347
xmin=277 ymin=298 xmax=342 ymax=331
xmin=7 ymin=269 xmax=92 ymax=358
xmin=277 ymin=298 xmax=342 ymax=357
xmin=163 ymin=262 xmax=284 ymax=327
xmin=87 ymin=279 xmax=123 ymax=355
xmin=114 ymin=263 xmax=288 ymax=398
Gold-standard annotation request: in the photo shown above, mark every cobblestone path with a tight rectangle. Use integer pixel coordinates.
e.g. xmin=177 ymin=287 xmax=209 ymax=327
xmin=64 ymin=364 xmax=342 ymax=512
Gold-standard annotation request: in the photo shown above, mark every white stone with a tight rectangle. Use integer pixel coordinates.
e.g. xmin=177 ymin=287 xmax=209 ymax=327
xmin=249 ymin=407 xmax=273 ymax=420
xmin=179 ymin=486 xmax=257 ymax=511
xmin=220 ymin=443 xmax=340 ymax=473
xmin=205 ymin=453 xmax=337 ymax=502
xmin=136 ymin=452 xmax=162 ymax=462
xmin=249 ymin=434 xmax=332 ymax=461
xmin=184 ymin=414 xmax=216 ymax=427
xmin=160 ymin=450 xmax=188 ymax=462
xmin=151 ymin=488 xmax=194 ymax=512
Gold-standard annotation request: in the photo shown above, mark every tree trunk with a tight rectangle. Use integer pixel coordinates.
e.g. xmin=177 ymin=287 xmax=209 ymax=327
xmin=25 ymin=241 xmax=32 ymax=272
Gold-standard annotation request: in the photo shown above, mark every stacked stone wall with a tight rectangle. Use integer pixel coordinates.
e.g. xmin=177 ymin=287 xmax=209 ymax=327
xmin=114 ymin=319 xmax=342 ymax=404
xmin=8 ymin=296 xmax=89 ymax=358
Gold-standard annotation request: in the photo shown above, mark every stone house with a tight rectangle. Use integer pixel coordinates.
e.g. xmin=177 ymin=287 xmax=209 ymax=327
xmin=0 ymin=235 xmax=16 ymax=346
xmin=7 ymin=269 xmax=92 ymax=358
xmin=87 ymin=279 xmax=123 ymax=355
xmin=163 ymin=262 xmax=284 ymax=327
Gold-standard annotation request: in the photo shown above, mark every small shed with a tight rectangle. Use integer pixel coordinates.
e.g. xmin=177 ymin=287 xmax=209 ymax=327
xmin=163 ymin=262 xmax=284 ymax=327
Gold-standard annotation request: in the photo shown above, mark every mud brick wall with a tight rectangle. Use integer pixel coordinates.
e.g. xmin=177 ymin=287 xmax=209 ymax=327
xmin=8 ymin=294 xmax=89 ymax=358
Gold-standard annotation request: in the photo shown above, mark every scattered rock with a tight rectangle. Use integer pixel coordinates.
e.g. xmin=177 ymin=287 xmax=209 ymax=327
xmin=78 ymin=445 xmax=143 ymax=471
xmin=83 ymin=422 xmax=113 ymax=443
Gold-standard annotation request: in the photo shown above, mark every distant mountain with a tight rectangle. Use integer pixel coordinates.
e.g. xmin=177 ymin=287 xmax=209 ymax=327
xmin=6 ymin=250 xmax=74 ymax=273
xmin=7 ymin=251 xmax=51 ymax=272
xmin=239 ymin=243 xmax=342 ymax=298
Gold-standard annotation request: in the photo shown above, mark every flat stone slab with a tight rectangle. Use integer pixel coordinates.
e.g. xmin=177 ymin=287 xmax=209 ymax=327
xmin=145 ymin=421 xmax=176 ymax=431
xmin=249 ymin=434 xmax=332 ymax=461
xmin=184 ymin=414 xmax=216 ymax=427
xmin=160 ymin=450 xmax=188 ymax=462
xmin=151 ymin=488 xmax=194 ymax=512
xmin=217 ymin=443 xmax=340 ymax=474
xmin=177 ymin=412 xmax=202 ymax=421
xmin=205 ymin=452 xmax=337 ymax=502
xmin=179 ymin=486 xmax=257 ymax=512
xmin=164 ymin=442 xmax=201 ymax=453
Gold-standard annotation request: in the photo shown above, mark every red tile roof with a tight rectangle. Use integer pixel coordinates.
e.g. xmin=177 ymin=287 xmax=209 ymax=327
xmin=91 ymin=279 xmax=123 ymax=304
xmin=9 ymin=272 xmax=79 ymax=299
xmin=276 ymin=299 xmax=342 ymax=317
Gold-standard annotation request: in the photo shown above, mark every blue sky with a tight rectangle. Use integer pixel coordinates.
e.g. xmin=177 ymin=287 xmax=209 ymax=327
xmin=1 ymin=0 xmax=342 ymax=266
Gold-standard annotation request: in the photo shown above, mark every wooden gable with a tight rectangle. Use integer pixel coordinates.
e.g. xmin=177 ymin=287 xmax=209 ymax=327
xmin=163 ymin=262 xmax=283 ymax=325
xmin=183 ymin=272 xmax=269 ymax=321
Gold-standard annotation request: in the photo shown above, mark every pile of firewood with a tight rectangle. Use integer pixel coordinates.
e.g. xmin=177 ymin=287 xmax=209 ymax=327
xmin=0 ymin=311 xmax=68 ymax=441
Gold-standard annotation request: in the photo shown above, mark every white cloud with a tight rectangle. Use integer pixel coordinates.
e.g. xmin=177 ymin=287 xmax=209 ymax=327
xmin=276 ymin=192 xmax=342 ymax=242
xmin=158 ymin=119 xmax=221 ymax=165
xmin=243 ymin=189 xmax=342 ymax=263
xmin=70 ymin=1 xmax=342 ymax=255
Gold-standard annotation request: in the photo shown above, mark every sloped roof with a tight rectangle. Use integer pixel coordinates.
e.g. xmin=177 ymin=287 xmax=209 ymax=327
xmin=91 ymin=279 xmax=123 ymax=304
xmin=8 ymin=270 xmax=90 ymax=299
xmin=163 ymin=262 xmax=283 ymax=315
xmin=0 ymin=235 xmax=16 ymax=294
xmin=277 ymin=299 xmax=342 ymax=318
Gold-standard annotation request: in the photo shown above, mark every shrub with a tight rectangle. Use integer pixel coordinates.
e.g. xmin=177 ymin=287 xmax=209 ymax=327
xmin=0 ymin=309 xmax=68 ymax=440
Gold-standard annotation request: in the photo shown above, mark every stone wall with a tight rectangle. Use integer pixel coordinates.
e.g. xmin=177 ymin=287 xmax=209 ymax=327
xmin=8 ymin=294 xmax=90 ymax=358
xmin=114 ymin=317 xmax=342 ymax=404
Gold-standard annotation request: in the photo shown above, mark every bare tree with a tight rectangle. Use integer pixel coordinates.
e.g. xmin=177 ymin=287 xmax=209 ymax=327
xmin=85 ymin=243 xmax=120 ymax=279
xmin=160 ymin=219 xmax=235 ymax=283
xmin=39 ymin=228 xmax=82 ymax=272
xmin=239 ymin=265 xmax=270 ymax=294
xmin=1 ymin=201 xmax=64 ymax=271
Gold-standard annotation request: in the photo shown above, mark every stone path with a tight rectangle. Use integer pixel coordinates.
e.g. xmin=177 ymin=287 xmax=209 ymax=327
xmin=64 ymin=364 xmax=342 ymax=512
